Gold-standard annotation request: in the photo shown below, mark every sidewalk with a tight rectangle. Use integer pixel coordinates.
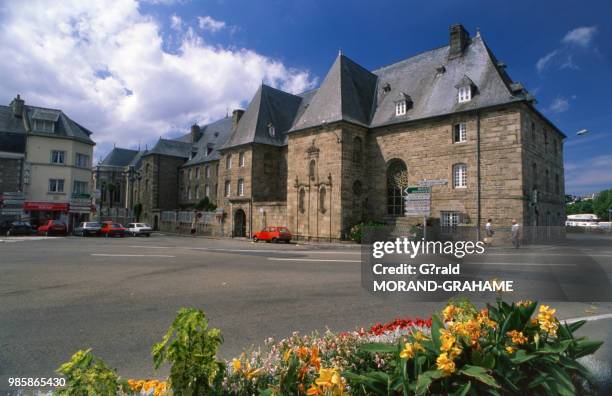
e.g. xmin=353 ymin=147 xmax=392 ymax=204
xmin=570 ymin=316 xmax=612 ymax=393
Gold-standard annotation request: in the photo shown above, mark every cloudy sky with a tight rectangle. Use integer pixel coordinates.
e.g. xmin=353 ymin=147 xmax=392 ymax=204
xmin=0 ymin=0 xmax=610 ymax=195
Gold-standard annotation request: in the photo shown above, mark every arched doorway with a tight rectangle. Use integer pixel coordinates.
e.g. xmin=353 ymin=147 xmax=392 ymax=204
xmin=234 ymin=209 xmax=246 ymax=237
xmin=386 ymin=159 xmax=407 ymax=216
xmin=153 ymin=215 xmax=159 ymax=231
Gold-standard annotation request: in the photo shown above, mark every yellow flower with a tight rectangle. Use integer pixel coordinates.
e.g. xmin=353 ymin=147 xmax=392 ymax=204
xmin=283 ymin=349 xmax=292 ymax=363
xmin=436 ymin=353 xmax=456 ymax=376
xmin=232 ymin=358 xmax=242 ymax=372
xmin=443 ymin=305 xmax=462 ymax=322
xmin=538 ymin=305 xmax=559 ymax=336
xmin=439 ymin=329 xmax=456 ymax=352
xmin=449 ymin=346 xmax=462 ymax=359
xmin=506 ymin=346 xmax=515 ymax=354
xmin=311 ymin=368 xmax=346 ymax=396
xmin=413 ymin=330 xmax=429 ymax=342
xmin=517 ymin=300 xmax=533 ymax=307
xmin=414 ymin=342 xmax=425 ymax=352
xmin=399 ymin=342 xmax=416 ymax=359
xmin=506 ymin=330 xmax=528 ymax=345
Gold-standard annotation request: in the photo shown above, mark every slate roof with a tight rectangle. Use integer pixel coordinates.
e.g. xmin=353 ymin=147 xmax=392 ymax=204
xmin=0 ymin=105 xmax=27 ymax=153
xmin=99 ymin=147 xmax=140 ymax=167
xmin=290 ymin=55 xmax=378 ymax=132
xmin=24 ymin=106 xmax=95 ymax=144
xmin=222 ymin=85 xmax=303 ymax=149
xmin=183 ymin=116 xmax=233 ymax=165
xmin=144 ymin=138 xmax=193 ymax=158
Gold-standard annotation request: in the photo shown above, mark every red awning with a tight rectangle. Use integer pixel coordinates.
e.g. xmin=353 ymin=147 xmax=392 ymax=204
xmin=24 ymin=202 xmax=70 ymax=212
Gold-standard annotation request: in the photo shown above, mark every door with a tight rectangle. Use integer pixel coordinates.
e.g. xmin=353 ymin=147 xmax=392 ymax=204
xmin=234 ymin=209 xmax=246 ymax=237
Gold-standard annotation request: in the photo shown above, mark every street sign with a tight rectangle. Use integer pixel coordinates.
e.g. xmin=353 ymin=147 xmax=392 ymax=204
xmin=418 ymin=179 xmax=448 ymax=187
xmin=404 ymin=186 xmax=431 ymax=217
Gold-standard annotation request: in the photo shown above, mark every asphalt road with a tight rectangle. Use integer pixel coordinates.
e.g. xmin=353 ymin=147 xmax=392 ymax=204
xmin=1 ymin=233 xmax=612 ymax=390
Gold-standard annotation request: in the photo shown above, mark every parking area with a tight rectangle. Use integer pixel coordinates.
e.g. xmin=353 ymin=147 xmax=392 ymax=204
xmin=1 ymin=233 xmax=612 ymax=384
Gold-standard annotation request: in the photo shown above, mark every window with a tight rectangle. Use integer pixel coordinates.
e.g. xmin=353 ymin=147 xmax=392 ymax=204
xmin=268 ymin=123 xmax=275 ymax=137
xmin=453 ymin=163 xmax=467 ymax=188
xmin=555 ymin=174 xmax=560 ymax=195
xmin=545 ymin=169 xmax=550 ymax=192
xmin=188 ymin=169 xmax=192 ymax=180
xmin=195 ymin=185 xmax=200 ymax=199
xmin=353 ymin=180 xmax=362 ymax=196
xmin=206 ymin=147 xmax=213 ymax=156
xmin=51 ymin=150 xmax=65 ymax=164
xmin=309 ymin=159 xmax=316 ymax=181
xmin=224 ymin=180 xmax=231 ymax=197
xmin=205 ymin=184 xmax=210 ymax=198
xmin=239 ymin=152 xmax=245 ymax=167
xmin=226 ymin=154 xmax=232 ymax=169
xmin=353 ymin=137 xmax=362 ymax=164
xmin=264 ymin=153 xmax=274 ymax=175
xmin=319 ymin=187 xmax=326 ymax=213
xmin=457 ymin=86 xmax=471 ymax=103
xmin=387 ymin=159 xmax=407 ymax=215
xmin=453 ymin=123 xmax=467 ymax=143
xmin=49 ymin=178 xmax=64 ymax=193
xmin=299 ymin=188 xmax=306 ymax=213
xmin=205 ymin=165 xmax=210 ymax=178
xmin=34 ymin=120 xmax=55 ymax=133
xmin=195 ymin=167 xmax=200 ymax=179
xmin=188 ymin=187 xmax=192 ymax=200
xmin=73 ymin=181 xmax=88 ymax=195
xmin=238 ymin=179 xmax=244 ymax=196
xmin=544 ymin=130 xmax=548 ymax=147
xmin=531 ymin=122 xmax=536 ymax=141
xmin=441 ymin=211 xmax=461 ymax=229
xmin=75 ymin=153 xmax=89 ymax=168
xmin=395 ymin=100 xmax=407 ymax=116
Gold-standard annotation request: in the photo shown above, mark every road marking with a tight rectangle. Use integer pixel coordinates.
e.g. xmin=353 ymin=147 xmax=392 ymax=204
xmin=128 ymin=245 xmax=171 ymax=249
xmin=128 ymin=245 xmax=360 ymax=255
xmin=91 ymin=254 xmax=175 ymax=258
xmin=564 ymin=312 xmax=612 ymax=324
xmin=268 ymin=258 xmax=360 ymax=263
xmin=461 ymin=262 xmax=576 ymax=267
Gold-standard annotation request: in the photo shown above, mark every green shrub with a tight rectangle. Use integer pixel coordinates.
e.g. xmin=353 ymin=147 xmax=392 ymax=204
xmin=195 ymin=197 xmax=217 ymax=211
xmin=152 ymin=307 xmax=225 ymax=395
xmin=56 ymin=348 xmax=127 ymax=395
xmin=348 ymin=221 xmax=387 ymax=243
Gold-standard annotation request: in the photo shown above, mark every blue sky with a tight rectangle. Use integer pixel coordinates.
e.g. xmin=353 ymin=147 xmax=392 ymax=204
xmin=1 ymin=0 xmax=610 ymax=195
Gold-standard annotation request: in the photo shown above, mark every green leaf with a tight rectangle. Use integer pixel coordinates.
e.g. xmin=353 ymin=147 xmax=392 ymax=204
xmin=548 ymin=365 xmax=575 ymax=396
xmin=416 ymin=370 xmax=444 ymax=395
xmin=451 ymin=381 xmax=471 ymax=396
xmin=510 ymin=349 xmax=537 ymax=364
xmin=359 ymin=342 xmax=398 ymax=354
xmin=536 ymin=339 xmax=572 ymax=354
xmin=566 ymin=320 xmax=586 ymax=333
xmin=430 ymin=314 xmax=444 ymax=351
xmin=572 ymin=339 xmax=604 ymax=359
xmin=459 ymin=365 xmax=500 ymax=388
xmin=500 ymin=310 xmax=520 ymax=339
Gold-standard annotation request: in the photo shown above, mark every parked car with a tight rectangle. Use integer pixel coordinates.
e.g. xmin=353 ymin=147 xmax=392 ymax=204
xmin=100 ymin=221 xmax=126 ymax=237
xmin=73 ymin=222 xmax=102 ymax=237
xmin=253 ymin=226 xmax=292 ymax=243
xmin=37 ymin=220 xmax=68 ymax=236
xmin=126 ymin=223 xmax=153 ymax=237
xmin=0 ymin=220 xmax=33 ymax=236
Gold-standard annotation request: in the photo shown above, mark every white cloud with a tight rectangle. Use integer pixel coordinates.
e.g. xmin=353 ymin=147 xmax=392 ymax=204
xmin=170 ymin=14 xmax=183 ymax=31
xmin=0 ymin=0 xmax=317 ymax=160
xmin=565 ymin=154 xmax=612 ymax=194
xmin=547 ymin=96 xmax=570 ymax=113
xmin=197 ymin=16 xmax=226 ymax=32
xmin=562 ymin=26 xmax=598 ymax=48
xmin=536 ymin=26 xmax=598 ymax=73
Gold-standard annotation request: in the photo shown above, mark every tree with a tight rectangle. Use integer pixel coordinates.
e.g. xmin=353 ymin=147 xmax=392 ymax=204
xmin=593 ymin=189 xmax=612 ymax=220
xmin=195 ymin=197 xmax=216 ymax=212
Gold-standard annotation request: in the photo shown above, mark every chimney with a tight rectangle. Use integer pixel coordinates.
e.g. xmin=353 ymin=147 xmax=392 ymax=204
xmin=232 ymin=109 xmax=245 ymax=130
xmin=10 ymin=94 xmax=24 ymax=118
xmin=449 ymin=24 xmax=470 ymax=58
xmin=190 ymin=124 xmax=202 ymax=142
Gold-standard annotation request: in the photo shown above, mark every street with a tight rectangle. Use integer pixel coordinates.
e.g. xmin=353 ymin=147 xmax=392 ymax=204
xmin=1 ymin=233 xmax=612 ymax=389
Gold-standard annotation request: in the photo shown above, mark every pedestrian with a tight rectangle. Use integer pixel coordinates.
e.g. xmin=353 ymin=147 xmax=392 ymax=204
xmin=511 ymin=219 xmax=521 ymax=249
xmin=484 ymin=218 xmax=494 ymax=245
xmin=190 ymin=214 xmax=197 ymax=237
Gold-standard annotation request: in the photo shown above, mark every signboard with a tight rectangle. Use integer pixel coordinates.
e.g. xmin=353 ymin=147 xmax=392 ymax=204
xmin=404 ymin=186 xmax=431 ymax=217
xmin=419 ymin=179 xmax=448 ymax=187
xmin=24 ymin=202 xmax=70 ymax=212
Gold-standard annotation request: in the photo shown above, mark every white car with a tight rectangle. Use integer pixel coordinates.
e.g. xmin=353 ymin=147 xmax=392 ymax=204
xmin=127 ymin=223 xmax=153 ymax=237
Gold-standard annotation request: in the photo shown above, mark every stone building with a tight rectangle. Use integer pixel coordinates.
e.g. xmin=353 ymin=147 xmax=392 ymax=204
xmin=104 ymin=24 xmax=565 ymax=239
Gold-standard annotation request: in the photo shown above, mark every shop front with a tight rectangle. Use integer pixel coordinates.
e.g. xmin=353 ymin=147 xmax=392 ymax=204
xmin=69 ymin=197 xmax=92 ymax=231
xmin=24 ymin=202 xmax=69 ymax=228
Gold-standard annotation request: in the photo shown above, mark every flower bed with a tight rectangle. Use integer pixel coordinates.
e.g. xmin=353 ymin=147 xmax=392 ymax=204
xmin=56 ymin=300 xmax=603 ymax=395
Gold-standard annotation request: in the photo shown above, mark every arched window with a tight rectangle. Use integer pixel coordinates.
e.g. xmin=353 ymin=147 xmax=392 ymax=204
xmin=545 ymin=169 xmax=550 ymax=192
xmin=386 ymin=159 xmax=407 ymax=216
xmin=453 ymin=163 xmax=467 ymax=188
xmin=532 ymin=162 xmax=538 ymax=191
xmin=319 ymin=187 xmax=326 ymax=213
xmin=309 ymin=159 xmax=316 ymax=181
xmin=299 ymin=188 xmax=306 ymax=213
xmin=226 ymin=154 xmax=232 ymax=169
xmin=353 ymin=137 xmax=362 ymax=164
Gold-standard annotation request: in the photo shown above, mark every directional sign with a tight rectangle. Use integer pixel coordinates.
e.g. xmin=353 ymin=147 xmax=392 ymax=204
xmin=418 ymin=179 xmax=448 ymax=187
xmin=404 ymin=186 xmax=431 ymax=217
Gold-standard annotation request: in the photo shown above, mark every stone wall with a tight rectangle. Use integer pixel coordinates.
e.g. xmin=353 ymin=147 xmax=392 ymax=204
xmin=178 ymin=160 xmax=220 ymax=208
xmin=218 ymin=146 xmax=253 ymax=236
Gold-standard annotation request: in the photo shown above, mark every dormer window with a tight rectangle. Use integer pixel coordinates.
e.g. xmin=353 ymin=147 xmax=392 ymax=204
xmin=458 ymin=86 xmax=471 ymax=103
xmin=268 ymin=123 xmax=275 ymax=137
xmin=31 ymin=109 xmax=60 ymax=133
xmin=394 ymin=93 xmax=412 ymax=116
xmin=455 ymin=75 xmax=476 ymax=103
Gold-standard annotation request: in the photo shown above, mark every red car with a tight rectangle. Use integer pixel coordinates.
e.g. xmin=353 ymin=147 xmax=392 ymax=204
xmin=37 ymin=220 xmax=67 ymax=236
xmin=100 ymin=222 xmax=126 ymax=237
xmin=253 ymin=226 xmax=292 ymax=243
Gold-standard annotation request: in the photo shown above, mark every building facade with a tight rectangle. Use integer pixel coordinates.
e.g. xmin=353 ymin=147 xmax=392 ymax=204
xmin=0 ymin=95 xmax=95 ymax=228
xmin=103 ymin=24 xmax=565 ymax=239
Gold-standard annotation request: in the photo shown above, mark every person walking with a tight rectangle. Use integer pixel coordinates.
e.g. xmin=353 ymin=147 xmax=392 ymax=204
xmin=484 ymin=218 xmax=494 ymax=245
xmin=190 ymin=214 xmax=197 ymax=237
xmin=511 ymin=219 xmax=521 ymax=249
